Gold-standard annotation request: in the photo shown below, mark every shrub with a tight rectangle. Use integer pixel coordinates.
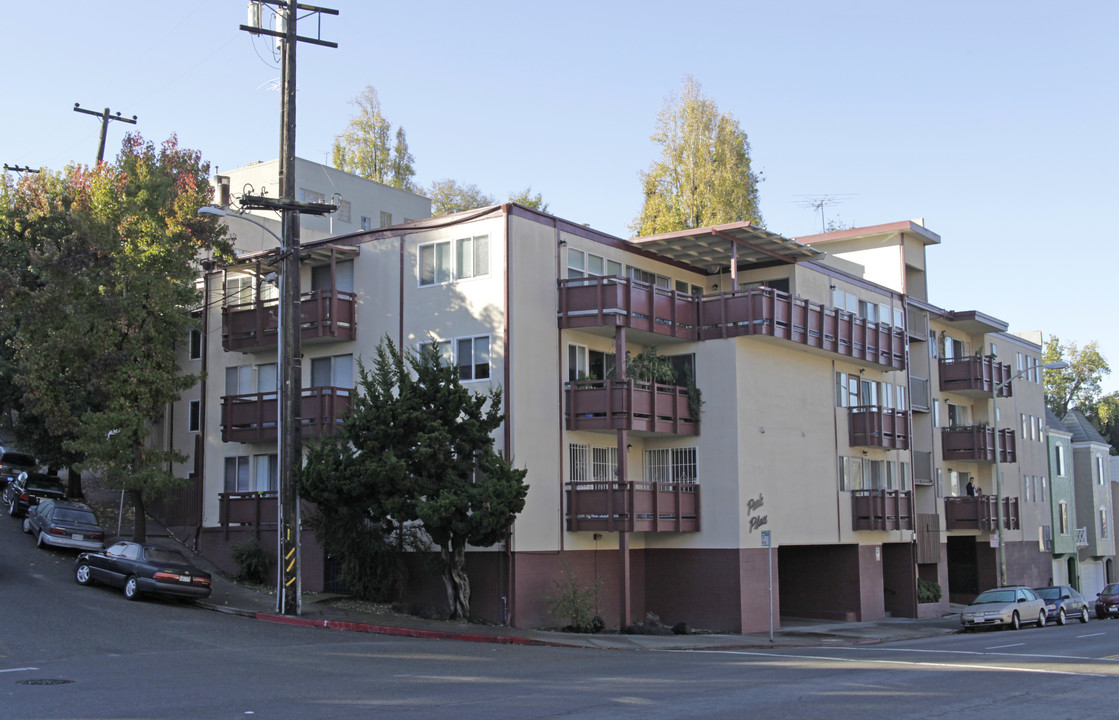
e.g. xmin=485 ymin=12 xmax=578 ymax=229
xmin=918 ymin=578 xmax=942 ymax=604
xmin=231 ymin=539 xmax=272 ymax=585
xmin=547 ymin=562 xmax=603 ymax=633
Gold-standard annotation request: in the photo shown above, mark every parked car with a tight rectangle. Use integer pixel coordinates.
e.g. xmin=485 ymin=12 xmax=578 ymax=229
xmin=960 ymin=586 xmax=1047 ymax=631
xmin=0 ymin=448 xmax=37 ymax=486
xmin=1034 ymin=585 xmax=1090 ymax=625
xmin=3 ymin=471 xmax=66 ymax=517
xmin=74 ymin=541 xmax=212 ymax=601
xmin=22 ymin=499 xmax=105 ymax=551
xmin=1095 ymin=583 xmax=1119 ymax=619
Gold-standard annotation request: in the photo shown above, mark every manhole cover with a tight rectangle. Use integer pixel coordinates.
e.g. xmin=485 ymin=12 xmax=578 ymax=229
xmin=19 ymin=679 xmax=74 ymax=686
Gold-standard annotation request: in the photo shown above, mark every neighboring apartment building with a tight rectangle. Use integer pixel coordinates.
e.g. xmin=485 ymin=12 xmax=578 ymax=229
xmin=1045 ymin=407 xmax=1081 ymax=588
xmin=157 ymin=208 xmax=1082 ymax=633
xmin=1063 ymin=409 xmax=1115 ymax=596
xmin=213 ymin=157 xmax=431 ymax=252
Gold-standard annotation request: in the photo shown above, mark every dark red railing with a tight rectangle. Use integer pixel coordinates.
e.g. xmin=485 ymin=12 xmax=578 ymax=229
xmin=851 ymin=489 xmax=913 ymax=531
xmin=565 ymin=480 xmax=700 ymax=532
xmin=222 ymin=289 xmax=356 ymax=352
xmin=848 ymin=406 xmax=910 ymax=449
xmin=941 ymin=426 xmax=1016 ymax=463
xmin=220 ymin=386 xmax=351 ymax=443
xmin=944 ymin=495 xmax=1019 ymax=531
xmin=939 ymin=357 xmax=1013 ymax=397
xmin=564 ymin=379 xmax=698 ymax=435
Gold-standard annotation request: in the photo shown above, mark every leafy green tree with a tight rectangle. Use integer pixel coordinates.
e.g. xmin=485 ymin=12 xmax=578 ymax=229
xmin=1044 ymin=336 xmax=1111 ymax=418
xmin=0 ymin=134 xmax=231 ymax=540
xmin=428 ymin=179 xmax=495 ymax=216
xmin=298 ymin=337 xmax=528 ymax=619
xmin=632 ymin=75 xmax=762 ymax=236
xmin=509 ymin=186 xmax=549 ymax=213
xmin=332 ymin=85 xmax=417 ymax=191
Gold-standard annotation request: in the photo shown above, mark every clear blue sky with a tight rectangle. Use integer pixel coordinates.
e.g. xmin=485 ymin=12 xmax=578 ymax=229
xmin=5 ymin=1 xmax=1117 ymax=390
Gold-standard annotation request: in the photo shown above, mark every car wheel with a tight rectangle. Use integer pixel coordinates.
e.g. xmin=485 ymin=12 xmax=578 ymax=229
xmin=1037 ymin=610 xmax=1046 ymax=628
xmin=1010 ymin=611 xmax=1021 ymax=630
xmin=1057 ymin=608 xmax=1066 ymax=626
xmin=123 ymin=576 xmax=140 ymax=601
xmin=1080 ymin=607 xmax=1090 ymax=624
xmin=75 ymin=563 xmax=93 ymax=586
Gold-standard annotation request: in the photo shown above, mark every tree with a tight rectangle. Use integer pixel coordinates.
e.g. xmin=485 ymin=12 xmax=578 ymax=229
xmin=428 ymin=179 xmax=495 ymax=216
xmin=332 ymin=85 xmax=417 ymax=191
xmin=297 ymin=337 xmax=528 ymax=619
xmin=0 ymin=134 xmax=231 ymax=540
xmin=1044 ymin=336 xmax=1111 ymax=418
xmin=509 ymin=186 xmax=549 ymax=213
xmin=632 ymin=75 xmax=762 ymax=236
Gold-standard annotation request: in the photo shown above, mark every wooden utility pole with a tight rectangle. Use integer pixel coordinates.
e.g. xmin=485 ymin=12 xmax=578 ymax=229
xmin=240 ymin=0 xmax=337 ymax=617
xmin=73 ymin=104 xmax=137 ymax=164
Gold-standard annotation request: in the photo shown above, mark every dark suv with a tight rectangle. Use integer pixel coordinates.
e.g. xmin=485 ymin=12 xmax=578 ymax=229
xmin=0 ymin=448 xmax=37 ymax=486
xmin=1096 ymin=584 xmax=1119 ymax=619
xmin=3 ymin=471 xmax=65 ymax=517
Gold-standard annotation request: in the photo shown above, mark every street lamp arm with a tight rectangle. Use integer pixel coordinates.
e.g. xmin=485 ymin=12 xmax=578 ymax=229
xmin=199 ymin=206 xmax=283 ymax=245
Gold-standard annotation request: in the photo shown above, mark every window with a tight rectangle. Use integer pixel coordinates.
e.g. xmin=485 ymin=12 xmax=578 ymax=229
xmin=1097 ymin=456 xmax=1106 ymax=485
xmin=188 ymin=400 xmax=201 ymax=433
xmin=456 ymin=235 xmax=489 ymax=280
xmin=946 ymin=403 xmax=968 ymax=427
xmin=628 ymin=266 xmax=670 ymax=288
xmin=569 ymin=444 xmax=618 ymax=485
xmin=895 ymin=384 xmax=907 ymax=411
xmin=933 ymin=399 xmax=940 ymax=427
xmin=1024 ymin=475 xmax=1032 ymax=502
xmin=858 ymin=300 xmax=877 ymax=323
xmin=380 ymin=211 xmax=393 ymax=227
xmin=188 ymin=310 xmax=203 ymax=360
xmin=929 ymin=330 xmax=938 ymax=358
xmin=1056 ymin=444 xmax=1066 ymax=476
xmin=223 ymin=455 xmax=275 ymax=493
xmin=1101 ymin=507 xmax=1110 ymax=540
xmin=866 ymin=460 xmax=885 ymax=489
xmin=457 ymin=336 xmax=491 ymax=381
xmin=311 ymin=354 xmax=353 ymax=391
xmin=225 ymin=274 xmax=254 ymax=308
xmin=1058 ymin=501 xmax=1069 ymax=535
xmin=645 ymin=447 xmax=698 ymax=485
xmin=421 ymin=339 xmax=454 ymax=365
xmin=254 ymin=454 xmax=277 ymax=492
xmin=936 ymin=468 xmax=943 ymax=498
xmin=360 ymin=216 xmax=371 ymax=231
xmin=839 ymin=456 xmax=863 ymax=491
xmin=899 ymin=461 xmax=910 ymax=491
xmin=567 ymin=249 xmax=622 ymax=280
xmin=675 ymin=279 xmax=704 ymax=296
xmin=299 ymin=188 xmax=325 ymax=204
xmin=569 ymin=344 xmax=615 ymax=382
xmin=224 ymin=456 xmax=250 ymax=493
xmin=1041 ymin=476 xmax=1047 ymax=499
xmin=337 ymin=200 xmax=351 ymax=224
xmin=419 ymin=241 xmax=452 ymax=286
xmin=949 ymin=470 xmax=963 ymax=497
xmin=569 ymin=444 xmax=589 ymax=483
xmin=226 ymin=363 xmax=275 ymax=397
xmin=311 ymin=260 xmax=354 ymax=294
xmin=835 ymin=372 xmax=859 ymax=408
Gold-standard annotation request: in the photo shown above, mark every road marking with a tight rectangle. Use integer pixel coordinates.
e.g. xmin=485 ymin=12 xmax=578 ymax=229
xmin=688 ymin=650 xmax=1111 ymax=678
xmin=835 ymin=647 xmax=1119 ymax=663
xmin=1078 ymin=633 xmax=1106 ymax=639
xmin=0 ymin=667 xmax=38 ymax=674
xmin=986 ymin=642 xmax=1024 ymax=649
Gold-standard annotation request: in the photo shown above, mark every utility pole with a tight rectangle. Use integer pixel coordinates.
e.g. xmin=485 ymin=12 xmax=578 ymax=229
xmin=73 ymin=104 xmax=137 ymax=164
xmin=3 ymin=165 xmax=40 ymax=176
xmin=240 ymin=0 xmax=337 ymax=617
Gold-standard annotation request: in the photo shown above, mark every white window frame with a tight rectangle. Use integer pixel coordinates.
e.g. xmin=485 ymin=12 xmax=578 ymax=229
xmin=419 ymin=240 xmax=452 ymax=286
xmin=1058 ymin=501 xmax=1069 ymax=535
xmin=1101 ymin=506 xmax=1110 ymax=540
xmin=188 ymin=399 xmax=201 ymax=433
xmin=455 ymin=235 xmax=490 ymax=281
xmin=645 ymin=447 xmax=698 ymax=486
xmin=456 ymin=335 xmax=491 ymax=382
xmin=1056 ymin=443 xmax=1066 ymax=476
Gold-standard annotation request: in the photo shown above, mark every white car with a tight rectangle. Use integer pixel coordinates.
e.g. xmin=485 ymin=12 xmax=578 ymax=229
xmin=961 ymin=586 xmax=1047 ymax=631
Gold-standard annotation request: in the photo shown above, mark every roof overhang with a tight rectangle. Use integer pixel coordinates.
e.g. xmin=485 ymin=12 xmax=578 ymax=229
xmin=226 ymin=243 xmax=360 ymax=271
xmin=941 ymin=310 xmax=1008 ymax=334
xmin=629 ymin=222 xmax=822 ymax=273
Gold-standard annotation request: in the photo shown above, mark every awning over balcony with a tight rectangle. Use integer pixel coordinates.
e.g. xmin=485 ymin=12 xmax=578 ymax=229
xmin=630 ymin=222 xmax=821 ymax=273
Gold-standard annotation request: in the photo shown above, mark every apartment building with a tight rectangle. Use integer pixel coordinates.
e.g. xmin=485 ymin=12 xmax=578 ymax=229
xmin=1063 ymin=409 xmax=1115 ymax=597
xmin=1045 ymin=408 xmax=1082 ymax=588
xmin=160 ymin=207 xmax=1076 ymax=633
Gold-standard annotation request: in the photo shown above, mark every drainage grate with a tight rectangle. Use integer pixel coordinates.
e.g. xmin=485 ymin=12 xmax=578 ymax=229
xmin=19 ymin=679 xmax=74 ymax=686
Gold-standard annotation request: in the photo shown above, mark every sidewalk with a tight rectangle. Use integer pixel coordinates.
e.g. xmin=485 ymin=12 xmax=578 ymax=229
xmin=195 ymin=565 xmax=965 ymax=650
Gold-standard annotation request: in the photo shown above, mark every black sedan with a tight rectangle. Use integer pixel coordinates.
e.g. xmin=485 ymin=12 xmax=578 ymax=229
xmin=3 ymin=471 xmax=66 ymax=517
xmin=1034 ymin=585 xmax=1091 ymax=625
xmin=75 ymin=541 xmax=212 ymax=601
xmin=23 ymin=499 xmax=105 ymax=552
xmin=1096 ymin=583 xmax=1119 ymax=619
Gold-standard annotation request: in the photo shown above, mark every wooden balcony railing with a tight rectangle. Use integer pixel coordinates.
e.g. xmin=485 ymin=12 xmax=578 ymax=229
xmin=222 ymin=289 xmax=356 ymax=352
xmin=941 ymin=426 xmax=1016 ymax=463
xmin=557 ymin=277 xmax=905 ymax=370
xmin=220 ymin=386 xmax=351 ymax=443
xmin=565 ymin=379 xmax=699 ymax=435
xmin=851 ymin=489 xmax=913 ymax=530
xmin=939 ymin=357 xmax=1013 ymax=397
xmin=944 ymin=495 xmax=1019 ymax=531
xmin=218 ymin=491 xmax=277 ymax=539
xmin=848 ymin=406 xmax=910 ymax=449
xmin=565 ymin=480 xmax=700 ymax=533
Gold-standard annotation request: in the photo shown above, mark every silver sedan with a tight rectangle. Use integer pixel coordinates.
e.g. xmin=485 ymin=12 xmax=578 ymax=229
xmin=961 ymin=586 xmax=1048 ymax=631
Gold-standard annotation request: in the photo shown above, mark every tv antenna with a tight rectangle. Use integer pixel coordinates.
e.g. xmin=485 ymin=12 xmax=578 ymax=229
xmin=795 ymin=194 xmax=856 ymax=233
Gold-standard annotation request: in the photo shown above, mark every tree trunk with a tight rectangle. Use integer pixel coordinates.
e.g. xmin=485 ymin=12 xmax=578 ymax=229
xmin=66 ymin=466 xmax=83 ymax=499
xmin=130 ymin=488 xmax=146 ymax=542
xmin=440 ymin=540 xmax=470 ymax=620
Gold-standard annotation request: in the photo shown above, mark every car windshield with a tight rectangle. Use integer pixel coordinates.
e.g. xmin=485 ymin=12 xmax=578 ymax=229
xmin=54 ymin=509 xmax=98 ymax=525
xmin=1103 ymin=584 xmax=1119 ymax=595
xmin=145 ymin=547 xmax=189 ymax=565
xmin=973 ymin=590 xmax=1016 ymax=605
xmin=1035 ymin=588 xmax=1059 ymax=600
xmin=28 ymin=479 xmax=64 ymax=493
xmin=2 ymin=453 xmax=35 ymax=466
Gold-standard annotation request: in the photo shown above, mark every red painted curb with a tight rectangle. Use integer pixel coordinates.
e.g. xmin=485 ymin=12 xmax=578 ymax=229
xmin=256 ymin=612 xmax=553 ymax=646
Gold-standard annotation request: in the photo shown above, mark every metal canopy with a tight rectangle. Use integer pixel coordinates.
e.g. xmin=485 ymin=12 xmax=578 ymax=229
xmin=629 ymin=222 xmax=822 ymax=273
xmin=227 ymin=242 xmax=360 ymax=270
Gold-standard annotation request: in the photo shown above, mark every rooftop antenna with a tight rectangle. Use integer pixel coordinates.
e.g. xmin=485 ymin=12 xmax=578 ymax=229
xmin=795 ymin=194 xmax=856 ymax=233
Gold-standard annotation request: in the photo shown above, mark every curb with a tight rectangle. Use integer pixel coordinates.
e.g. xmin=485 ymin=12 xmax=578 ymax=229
xmin=255 ymin=612 xmax=560 ymax=647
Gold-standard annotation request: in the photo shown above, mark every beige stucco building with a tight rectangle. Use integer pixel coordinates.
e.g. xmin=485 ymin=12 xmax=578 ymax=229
xmin=158 ymin=206 xmax=1081 ymax=633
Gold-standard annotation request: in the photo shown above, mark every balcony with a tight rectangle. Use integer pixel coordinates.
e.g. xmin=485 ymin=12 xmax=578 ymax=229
xmin=565 ymin=480 xmax=699 ymax=532
xmin=218 ymin=491 xmax=277 ymax=539
xmin=851 ymin=489 xmax=913 ymax=531
xmin=222 ymin=289 xmax=356 ymax=353
xmin=848 ymin=406 xmax=910 ymax=449
xmin=938 ymin=357 xmax=1013 ymax=398
xmin=220 ymin=386 xmax=351 ymax=443
xmin=565 ymin=379 xmax=699 ymax=435
xmin=944 ymin=495 xmax=1019 ymax=531
xmin=941 ymin=426 xmax=1016 ymax=463
xmin=557 ymin=278 xmax=906 ymax=371
xmin=1076 ymin=527 xmax=1089 ymax=547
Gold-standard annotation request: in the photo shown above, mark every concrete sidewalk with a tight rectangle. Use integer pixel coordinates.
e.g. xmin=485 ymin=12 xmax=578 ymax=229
xmin=195 ymin=565 xmax=964 ymax=651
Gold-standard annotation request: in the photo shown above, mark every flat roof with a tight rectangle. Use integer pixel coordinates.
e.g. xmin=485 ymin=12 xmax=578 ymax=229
xmin=630 ymin=222 xmax=822 ymax=273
